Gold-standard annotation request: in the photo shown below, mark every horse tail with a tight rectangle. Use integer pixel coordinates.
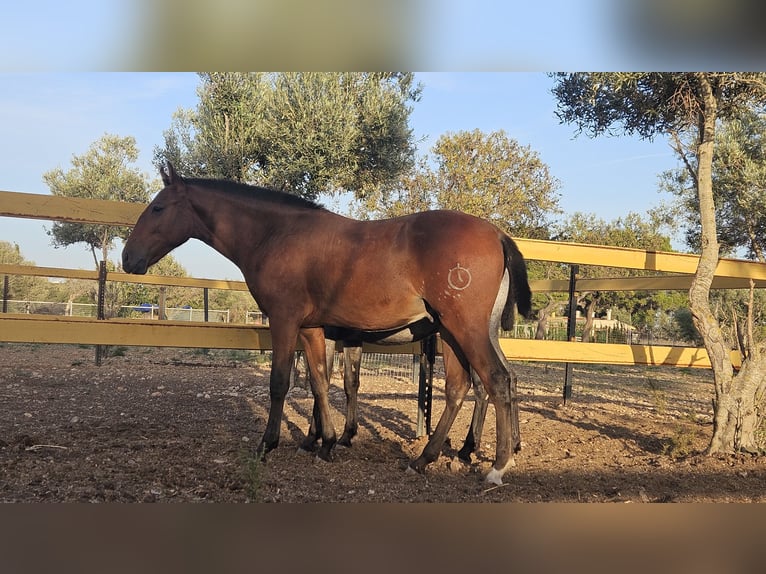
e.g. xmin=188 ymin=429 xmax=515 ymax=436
xmin=500 ymin=234 xmax=532 ymax=330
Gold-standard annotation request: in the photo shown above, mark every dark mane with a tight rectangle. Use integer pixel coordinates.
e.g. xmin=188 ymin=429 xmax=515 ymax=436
xmin=186 ymin=177 xmax=325 ymax=211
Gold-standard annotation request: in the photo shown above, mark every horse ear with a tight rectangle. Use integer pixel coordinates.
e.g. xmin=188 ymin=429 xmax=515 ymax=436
xmin=161 ymin=162 xmax=179 ymax=187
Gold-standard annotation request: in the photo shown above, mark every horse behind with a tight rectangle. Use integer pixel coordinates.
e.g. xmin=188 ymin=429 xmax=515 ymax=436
xmin=122 ymin=163 xmax=531 ymax=485
xmin=300 ymin=332 xmax=491 ymax=464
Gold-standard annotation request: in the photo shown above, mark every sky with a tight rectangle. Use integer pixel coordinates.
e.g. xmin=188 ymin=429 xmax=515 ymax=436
xmin=0 ymin=72 xmax=680 ymax=280
xmin=1 ymin=1 xmax=760 ymax=281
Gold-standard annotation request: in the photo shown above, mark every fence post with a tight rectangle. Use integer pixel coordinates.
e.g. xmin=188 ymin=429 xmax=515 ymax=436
xmin=158 ymin=287 xmax=167 ymax=320
xmin=203 ymin=287 xmax=209 ymax=322
xmin=416 ymin=334 xmax=435 ymax=437
xmin=95 ymin=260 xmax=107 ymax=366
xmin=2 ymin=275 xmax=8 ymax=313
xmin=563 ymin=264 xmax=579 ymax=403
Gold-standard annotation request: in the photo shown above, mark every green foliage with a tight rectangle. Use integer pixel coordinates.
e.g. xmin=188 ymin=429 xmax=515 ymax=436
xmin=360 ymin=129 xmax=561 ymax=238
xmin=550 ymin=73 xmax=766 ymax=140
xmin=662 ymin=416 xmax=701 ymax=459
xmin=43 ymin=134 xmax=155 ymax=268
xmin=0 ymin=241 xmax=65 ymax=302
xmin=238 ymin=446 xmax=264 ymax=501
xmin=660 ymin=108 xmax=766 ymax=262
xmin=554 ymin=211 xmax=682 ymax=330
xmin=207 ymin=289 xmax=256 ymax=324
xmin=431 ymin=129 xmax=561 ymax=238
xmin=155 ymin=72 xmax=420 ymax=201
xmin=673 ymin=307 xmax=703 ymax=345
xmin=118 ymin=254 xmax=198 ymax=310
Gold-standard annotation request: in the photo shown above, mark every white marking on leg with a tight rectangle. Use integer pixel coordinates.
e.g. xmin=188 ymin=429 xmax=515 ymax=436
xmin=486 ymin=467 xmax=504 ymax=486
xmin=485 ymin=457 xmax=516 ymax=485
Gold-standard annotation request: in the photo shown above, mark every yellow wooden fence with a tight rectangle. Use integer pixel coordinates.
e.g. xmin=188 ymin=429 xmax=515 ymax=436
xmin=3 ymin=189 xmax=762 ymax=369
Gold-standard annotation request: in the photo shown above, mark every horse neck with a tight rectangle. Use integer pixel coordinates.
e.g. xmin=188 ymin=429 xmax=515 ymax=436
xmin=186 ymin=186 xmax=304 ymax=267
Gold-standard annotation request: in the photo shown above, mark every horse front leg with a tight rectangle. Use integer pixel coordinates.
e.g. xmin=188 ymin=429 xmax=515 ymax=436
xmin=338 ymin=344 xmax=362 ymax=447
xmin=299 ymin=327 xmax=337 ymax=461
xmin=257 ymin=327 xmax=298 ymax=458
xmin=409 ymin=340 xmax=471 ymax=474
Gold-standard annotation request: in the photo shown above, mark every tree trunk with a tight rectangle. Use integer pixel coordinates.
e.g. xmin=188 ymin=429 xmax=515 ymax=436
xmin=689 ymin=75 xmax=763 ymax=454
xmin=580 ymin=293 xmax=599 ymax=343
xmin=535 ymin=296 xmax=561 ymax=340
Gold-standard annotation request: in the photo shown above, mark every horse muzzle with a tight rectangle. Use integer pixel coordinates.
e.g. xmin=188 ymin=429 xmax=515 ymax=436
xmin=122 ymin=249 xmax=148 ymax=275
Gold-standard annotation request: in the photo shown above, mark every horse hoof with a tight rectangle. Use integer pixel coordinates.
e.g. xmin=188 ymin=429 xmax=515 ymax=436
xmin=485 ymin=468 xmax=504 ymax=486
xmin=407 ymin=459 xmax=427 ymax=475
xmin=457 ymin=450 xmax=473 ymax=464
xmin=314 ymin=454 xmax=332 ymax=464
xmin=485 ymin=457 xmax=516 ymax=485
xmin=298 ymin=438 xmax=319 ymax=453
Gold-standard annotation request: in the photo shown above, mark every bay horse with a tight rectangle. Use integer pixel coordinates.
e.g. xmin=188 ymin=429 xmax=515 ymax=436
xmin=122 ymin=163 xmax=531 ymax=485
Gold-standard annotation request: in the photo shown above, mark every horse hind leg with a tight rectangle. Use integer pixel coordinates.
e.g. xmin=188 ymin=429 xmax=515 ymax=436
xmin=440 ymin=269 xmax=520 ymax=485
xmin=409 ymin=340 xmax=472 ymax=474
xmin=483 ymin=269 xmax=521 ymax=484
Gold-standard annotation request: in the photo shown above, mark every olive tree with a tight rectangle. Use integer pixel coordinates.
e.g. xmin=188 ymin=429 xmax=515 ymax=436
xmin=552 ymin=72 xmax=766 ymax=454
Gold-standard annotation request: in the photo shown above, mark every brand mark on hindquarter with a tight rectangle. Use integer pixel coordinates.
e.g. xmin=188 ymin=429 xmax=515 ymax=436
xmin=447 ymin=263 xmax=472 ymax=290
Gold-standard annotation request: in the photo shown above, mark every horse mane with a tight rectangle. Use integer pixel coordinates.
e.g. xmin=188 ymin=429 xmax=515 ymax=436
xmin=186 ymin=177 xmax=326 ymax=211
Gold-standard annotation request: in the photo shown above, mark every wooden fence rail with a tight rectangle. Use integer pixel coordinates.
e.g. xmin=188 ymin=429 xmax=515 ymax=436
xmin=1 ymin=188 xmax=759 ymax=371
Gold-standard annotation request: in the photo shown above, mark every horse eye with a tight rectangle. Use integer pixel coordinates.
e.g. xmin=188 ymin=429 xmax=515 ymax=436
xmin=152 ymin=204 xmax=164 ymax=213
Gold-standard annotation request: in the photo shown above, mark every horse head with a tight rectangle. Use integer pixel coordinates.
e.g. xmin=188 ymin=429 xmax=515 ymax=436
xmin=122 ymin=162 xmax=198 ymax=274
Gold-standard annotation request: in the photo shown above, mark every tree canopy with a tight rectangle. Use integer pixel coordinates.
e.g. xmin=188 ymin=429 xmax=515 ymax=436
xmin=43 ymin=134 xmax=154 ymax=268
xmin=155 ymin=72 xmax=420 ymax=201
xmin=551 ymin=72 xmax=766 ymax=454
xmin=660 ymin=108 xmax=766 ymax=261
xmin=360 ymin=129 xmax=561 ymax=239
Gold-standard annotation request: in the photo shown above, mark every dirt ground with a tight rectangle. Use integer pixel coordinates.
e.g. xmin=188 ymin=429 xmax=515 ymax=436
xmin=1 ymin=342 xmax=764 ymax=503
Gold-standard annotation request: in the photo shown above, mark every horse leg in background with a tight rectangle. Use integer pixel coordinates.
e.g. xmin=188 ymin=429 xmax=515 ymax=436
xmin=458 ymin=371 xmax=489 ymax=463
xmin=409 ymin=339 xmax=472 ymax=474
xmin=299 ymin=327 xmax=337 ymax=461
xmin=338 ymin=343 xmax=362 ymax=446
xmin=299 ymin=338 xmax=337 ymax=452
xmin=301 ymin=339 xmax=362 ymax=450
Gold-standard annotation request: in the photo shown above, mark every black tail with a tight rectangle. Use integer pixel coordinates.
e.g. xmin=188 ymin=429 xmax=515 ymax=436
xmin=500 ymin=234 xmax=532 ymax=330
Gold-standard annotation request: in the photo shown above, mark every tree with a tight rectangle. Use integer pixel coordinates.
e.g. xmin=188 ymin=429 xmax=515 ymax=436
xmin=360 ymin=129 xmax=561 ymax=235
xmin=660 ymin=109 xmax=766 ymax=354
xmin=155 ymin=72 xmax=420 ymax=201
xmin=43 ymin=134 xmax=154 ymax=268
xmin=0 ymin=241 xmax=62 ymax=304
xmin=431 ymin=129 xmax=560 ymax=238
xmin=661 ymin=108 xmax=766 ymax=261
xmin=552 ymin=72 xmax=766 ymax=454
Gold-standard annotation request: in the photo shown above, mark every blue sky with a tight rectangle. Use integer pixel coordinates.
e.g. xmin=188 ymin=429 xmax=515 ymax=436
xmin=0 ymin=72 xmax=680 ymax=280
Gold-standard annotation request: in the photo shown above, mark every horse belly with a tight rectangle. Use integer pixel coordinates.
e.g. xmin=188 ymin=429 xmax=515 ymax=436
xmin=324 ymin=287 xmax=430 ymax=332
